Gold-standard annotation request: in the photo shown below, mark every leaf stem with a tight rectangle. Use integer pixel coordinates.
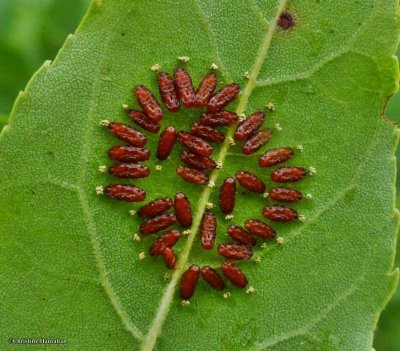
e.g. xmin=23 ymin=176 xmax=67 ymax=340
xmin=141 ymin=1 xmax=288 ymax=349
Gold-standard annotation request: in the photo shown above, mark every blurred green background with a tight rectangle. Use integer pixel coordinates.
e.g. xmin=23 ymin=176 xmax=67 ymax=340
xmin=0 ymin=1 xmax=398 ymax=349
xmin=0 ymin=0 xmax=90 ymax=126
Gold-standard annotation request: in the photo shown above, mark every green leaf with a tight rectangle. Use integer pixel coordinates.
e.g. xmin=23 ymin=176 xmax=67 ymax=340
xmin=1 ymin=1 xmax=399 ymax=350
xmin=373 ymin=47 xmax=400 ymax=351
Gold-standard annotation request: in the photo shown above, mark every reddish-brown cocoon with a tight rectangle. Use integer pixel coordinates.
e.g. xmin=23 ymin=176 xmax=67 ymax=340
xmin=138 ymin=198 xmax=173 ymax=218
xmin=161 ymin=247 xmax=176 ymax=269
xmin=108 ymin=122 xmax=147 ymax=147
xmin=180 ymin=151 xmax=216 ymax=171
xmin=271 ymin=167 xmax=306 ymax=183
xmin=150 ymin=229 xmax=181 ymax=256
xmin=109 ymin=163 xmax=150 ymax=179
xmin=108 ymin=145 xmax=150 ymax=162
xmin=219 ymin=177 xmax=236 ymax=214
xmin=268 ymin=187 xmax=302 ymax=203
xmin=139 ymin=213 xmax=177 ymax=234
xmin=262 ymin=205 xmax=298 ymax=222
xmin=149 ymin=240 xmax=165 ymax=256
xmin=134 ymin=85 xmax=163 ymax=121
xmin=235 ymin=170 xmax=266 ymax=193
xmin=177 ymin=132 xmax=213 ymax=157
xmin=199 ymin=111 xmax=238 ymax=127
xmin=159 ymin=230 xmax=180 ymax=246
xmin=234 ymin=111 xmax=265 ymax=141
xmin=195 ymin=72 xmax=218 ymax=108
xmin=190 ymin=123 xmax=225 ymax=143
xmin=259 ymin=147 xmax=293 ymax=167
xmin=218 ymin=243 xmax=253 ymax=260
xmin=227 ymin=225 xmax=256 ymax=246
xmin=156 ymin=126 xmax=177 ymax=160
xmin=207 ymin=83 xmax=240 ymax=112
xmin=174 ymin=192 xmax=192 ymax=228
xmin=245 ymin=219 xmax=276 ymax=239
xmin=221 ymin=262 xmax=248 ymax=288
xmin=104 ymin=184 xmax=146 ymax=202
xmin=242 ymin=128 xmax=273 ymax=155
xmin=128 ymin=109 xmax=160 ymax=133
xmin=200 ymin=211 xmax=217 ymax=250
xmin=174 ymin=67 xmax=196 ymax=108
xmin=201 ymin=266 xmax=225 ymax=290
xmin=158 ymin=71 xmax=179 ymax=112
xmin=180 ymin=265 xmax=201 ymax=299
xmin=176 ymin=165 xmax=209 ymax=185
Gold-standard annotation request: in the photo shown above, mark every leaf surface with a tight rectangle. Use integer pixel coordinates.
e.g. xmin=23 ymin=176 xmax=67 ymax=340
xmin=0 ymin=1 xmax=399 ymax=350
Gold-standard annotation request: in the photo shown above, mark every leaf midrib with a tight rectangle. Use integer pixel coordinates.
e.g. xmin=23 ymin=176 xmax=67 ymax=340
xmin=76 ymin=12 xmax=146 ymax=341
xmin=140 ymin=1 xmax=289 ymax=350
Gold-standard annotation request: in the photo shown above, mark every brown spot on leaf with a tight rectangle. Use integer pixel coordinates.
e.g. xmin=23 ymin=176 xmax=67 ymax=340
xmin=278 ymin=12 xmax=295 ymax=30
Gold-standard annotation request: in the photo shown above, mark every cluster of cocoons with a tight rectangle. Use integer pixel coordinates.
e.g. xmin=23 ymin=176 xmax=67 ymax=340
xmin=98 ymin=66 xmax=310 ymax=301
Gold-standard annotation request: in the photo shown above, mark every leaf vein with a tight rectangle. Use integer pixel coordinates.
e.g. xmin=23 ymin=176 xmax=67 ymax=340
xmin=77 ymin=190 xmax=144 ymax=341
xmin=193 ymin=1 xmax=231 ymax=82
xmin=140 ymin=1 xmax=289 ymax=349
xmin=252 ymin=274 xmax=364 ymax=350
xmin=281 ymin=122 xmax=383 ymax=244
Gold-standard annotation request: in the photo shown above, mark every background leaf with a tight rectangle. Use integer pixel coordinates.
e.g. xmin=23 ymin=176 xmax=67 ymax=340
xmin=0 ymin=113 xmax=8 ymax=130
xmin=0 ymin=1 xmax=399 ymax=350
xmin=0 ymin=0 xmax=90 ymax=122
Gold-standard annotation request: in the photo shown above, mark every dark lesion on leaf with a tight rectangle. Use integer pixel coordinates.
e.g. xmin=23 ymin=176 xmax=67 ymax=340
xmin=278 ymin=11 xmax=295 ymax=30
